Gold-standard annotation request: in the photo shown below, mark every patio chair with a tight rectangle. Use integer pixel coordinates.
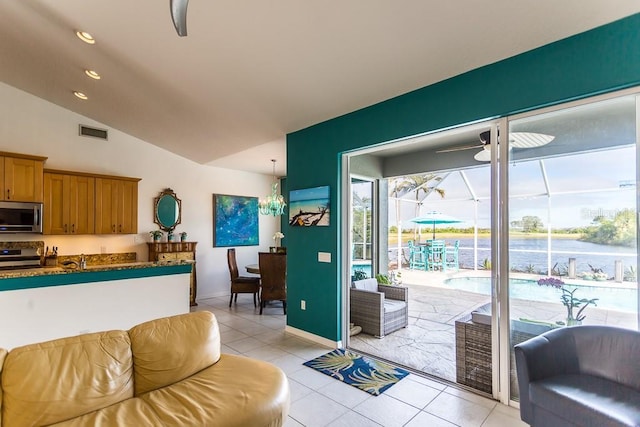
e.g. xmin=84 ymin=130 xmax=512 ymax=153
xmin=427 ymin=239 xmax=446 ymax=271
xmin=408 ymin=240 xmax=427 ymax=270
xmin=445 ymin=240 xmax=460 ymax=271
xmin=350 ymin=278 xmax=408 ymax=338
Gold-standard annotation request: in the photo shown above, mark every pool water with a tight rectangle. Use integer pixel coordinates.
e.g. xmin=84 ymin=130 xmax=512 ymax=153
xmin=444 ymin=277 xmax=637 ymax=313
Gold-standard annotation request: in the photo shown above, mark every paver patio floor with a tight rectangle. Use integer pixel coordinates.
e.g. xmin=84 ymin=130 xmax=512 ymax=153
xmin=349 ymin=268 xmax=637 ymax=387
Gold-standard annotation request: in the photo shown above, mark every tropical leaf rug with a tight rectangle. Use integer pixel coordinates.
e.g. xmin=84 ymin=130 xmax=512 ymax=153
xmin=303 ymin=348 xmax=410 ymax=396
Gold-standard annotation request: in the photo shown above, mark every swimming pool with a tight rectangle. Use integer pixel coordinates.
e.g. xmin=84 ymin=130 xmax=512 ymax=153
xmin=444 ymin=277 xmax=637 ymax=313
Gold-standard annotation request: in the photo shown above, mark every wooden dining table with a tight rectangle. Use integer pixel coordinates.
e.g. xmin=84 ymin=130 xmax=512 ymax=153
xmin=245 ymin=264 xmax=260 ymax=274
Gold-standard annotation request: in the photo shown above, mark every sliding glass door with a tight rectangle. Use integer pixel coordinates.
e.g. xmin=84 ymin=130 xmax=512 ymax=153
xmin=342 ymin=88 xmax=640 ymax=405
xmin=505 ymin=93 xmax=639 ymax=402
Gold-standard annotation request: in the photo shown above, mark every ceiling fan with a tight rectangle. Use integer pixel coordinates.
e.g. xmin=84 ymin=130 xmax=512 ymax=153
xmin=170 ymin=0 xmax=189 ymax=37
xmin=437 ymin=130 xmax=555 ymax=161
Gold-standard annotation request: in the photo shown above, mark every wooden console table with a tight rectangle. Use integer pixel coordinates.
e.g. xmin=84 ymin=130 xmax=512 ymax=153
xmin=147 ymin=242 xmax=197 ymax=306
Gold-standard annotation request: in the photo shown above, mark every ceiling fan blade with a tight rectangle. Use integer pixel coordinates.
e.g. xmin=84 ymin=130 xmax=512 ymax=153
xmin=170 ymin=0 xmax=189 ymax=37
xmin=510 ymin=132 xmax=555 ymax=148
xmin=436 ymin=144 xmax=482 ymax=154
xmin=474 ymin=148 xmax=491 ymax=162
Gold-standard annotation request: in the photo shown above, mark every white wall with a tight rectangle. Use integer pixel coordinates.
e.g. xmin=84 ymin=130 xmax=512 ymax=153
xmin=0 ymin=272 xmax=191 ymax=349
xmin=0 ymin=82 xmax=279 ymax=299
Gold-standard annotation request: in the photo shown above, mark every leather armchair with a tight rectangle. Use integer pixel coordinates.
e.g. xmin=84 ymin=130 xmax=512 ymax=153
xmin=515 ymin=325 xmax=640 ymax=427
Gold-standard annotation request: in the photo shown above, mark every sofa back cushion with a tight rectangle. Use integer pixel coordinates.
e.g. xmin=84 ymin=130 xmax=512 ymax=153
xmin=129 ymin=311 xmax=221 ymax=395
xmin=2 ymin=331 xmax=133 ymax=427
xmin=353 ymin=278 xmax=379 ymax=292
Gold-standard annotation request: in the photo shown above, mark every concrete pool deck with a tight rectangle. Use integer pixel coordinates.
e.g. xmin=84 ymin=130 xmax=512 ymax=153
xmin=348 ymin=267 xmax=637 ymax=390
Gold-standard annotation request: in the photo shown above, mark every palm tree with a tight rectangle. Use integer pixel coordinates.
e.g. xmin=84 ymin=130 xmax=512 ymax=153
xmin=390 ymin=174 xmax=446 ymax=263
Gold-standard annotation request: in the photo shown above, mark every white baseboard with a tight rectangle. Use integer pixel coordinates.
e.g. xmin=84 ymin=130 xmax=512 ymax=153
xmin=285 ymin=325 xmax=342 ymax=349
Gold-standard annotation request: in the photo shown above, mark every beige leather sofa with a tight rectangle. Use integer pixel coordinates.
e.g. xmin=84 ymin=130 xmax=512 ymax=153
xmin=0 ymin=311 xmax=290 ymax=426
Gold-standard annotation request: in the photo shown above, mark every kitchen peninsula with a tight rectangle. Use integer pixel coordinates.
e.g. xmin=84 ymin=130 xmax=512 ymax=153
xmin=0 ymin=260 xmax=192 ymax=350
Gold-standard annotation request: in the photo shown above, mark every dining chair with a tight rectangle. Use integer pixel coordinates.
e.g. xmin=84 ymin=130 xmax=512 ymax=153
xmin=258 ymin=252 xmax=287 ymax=315
xmin=427 ymin=240 xmax=446 ymax=271
xmin=445 ymin=240 xmax=460 ymax=271
xmin=408 ymin=240 xmax=427 ymax=270
xmin=227 ymin=248 xmax=260 ymax=307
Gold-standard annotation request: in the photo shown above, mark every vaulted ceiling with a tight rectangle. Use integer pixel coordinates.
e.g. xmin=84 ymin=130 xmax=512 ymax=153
xmin=1 ymin=1 xmax=639 ymax=175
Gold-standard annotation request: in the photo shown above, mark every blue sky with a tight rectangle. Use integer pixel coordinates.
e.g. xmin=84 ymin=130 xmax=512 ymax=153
xmin=390 ymin=146 xmax=636 ymax=229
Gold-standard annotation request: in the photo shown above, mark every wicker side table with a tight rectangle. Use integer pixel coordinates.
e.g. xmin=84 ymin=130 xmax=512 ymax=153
xmin=455 ymin=315 xmax=492 ymax=394
xmin=455 ymin=314 xmax=555 ymax=396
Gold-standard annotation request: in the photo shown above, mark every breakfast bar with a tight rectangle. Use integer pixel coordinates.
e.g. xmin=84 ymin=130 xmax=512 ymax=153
xmin=0 ymin=261 xmax=193 ymax=350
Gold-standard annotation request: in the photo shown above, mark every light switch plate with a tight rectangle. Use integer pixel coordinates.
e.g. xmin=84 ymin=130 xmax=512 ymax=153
xmin=318 ymin=252 xmax=331 ymax=263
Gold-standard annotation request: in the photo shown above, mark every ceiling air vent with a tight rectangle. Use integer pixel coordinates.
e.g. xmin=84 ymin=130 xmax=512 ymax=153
xmin=79 ymin=125 xmax=108 ymax=140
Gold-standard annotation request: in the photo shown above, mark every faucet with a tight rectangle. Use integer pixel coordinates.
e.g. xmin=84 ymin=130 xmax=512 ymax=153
xmin=80 ymin=254 xmax=86 ymax=270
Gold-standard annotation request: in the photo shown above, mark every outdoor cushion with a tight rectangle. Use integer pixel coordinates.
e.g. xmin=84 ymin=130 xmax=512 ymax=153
xmin=353 ymin=278 xmax=379 ymax=292
xmin=384 ymin=299 xmax=406 ymax=314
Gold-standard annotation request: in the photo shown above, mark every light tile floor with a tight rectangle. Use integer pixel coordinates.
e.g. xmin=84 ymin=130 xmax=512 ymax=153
xmin=194 ymin=295 xmax=527 ymax=427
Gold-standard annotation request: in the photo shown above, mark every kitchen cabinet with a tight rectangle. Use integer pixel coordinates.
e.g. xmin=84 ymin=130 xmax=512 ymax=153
xmin=0 ymin=152 xmax=47 ymax=202
xmin=147 ymin=242 xmax=198 ymax=306
xmin=43 ymin=170 xmax=95 ymax=235
xmin=95 ymin=177 xmax=140 ymax=234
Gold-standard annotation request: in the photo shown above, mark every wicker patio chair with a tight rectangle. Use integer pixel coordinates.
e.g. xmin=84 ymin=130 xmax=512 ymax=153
xmin=350 ymin=278 xmax=408 ymax=338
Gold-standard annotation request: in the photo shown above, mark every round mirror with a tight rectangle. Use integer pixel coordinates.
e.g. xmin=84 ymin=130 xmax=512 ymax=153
xmin=154 ymin=188 xmax=182 ymax=231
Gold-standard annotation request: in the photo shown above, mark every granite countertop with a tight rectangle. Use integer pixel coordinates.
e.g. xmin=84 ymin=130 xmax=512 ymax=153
xmin=0 ymin=260 xmax=194 ymax=280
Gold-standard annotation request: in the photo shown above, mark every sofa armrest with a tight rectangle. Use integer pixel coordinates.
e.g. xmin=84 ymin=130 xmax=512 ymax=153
xmin=378 ymin=284 xmax=408 ymax=302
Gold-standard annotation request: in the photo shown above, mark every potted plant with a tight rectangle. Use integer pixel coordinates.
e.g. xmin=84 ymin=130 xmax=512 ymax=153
xmin=375 ymin=273 xmax=391 ymax=285
xmin=149 ymin=230 xmax=163 ymax=242
xmin=179 ymin=231 xmax=187 ymax=242
xmin=270 ymin=232 xmax=285 ymax=253
xmin=351 ymin=269 xmax=368 ymax=283
xmin=167 ymin=230 xmax=175 ymax=242
xmin=538 ymin=277 xmax=599 ymax=325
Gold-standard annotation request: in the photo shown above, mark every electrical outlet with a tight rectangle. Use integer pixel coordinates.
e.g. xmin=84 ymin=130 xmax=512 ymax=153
xmin=301 ymin=300 xmax=306 ymax=310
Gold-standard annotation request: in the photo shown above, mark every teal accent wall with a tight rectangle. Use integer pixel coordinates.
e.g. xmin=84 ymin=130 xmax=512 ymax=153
xmin=286 ymin=14 xmax=640 ymax=341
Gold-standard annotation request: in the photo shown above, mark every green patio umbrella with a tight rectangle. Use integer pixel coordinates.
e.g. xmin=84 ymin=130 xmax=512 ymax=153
xmin=409 ymin=211 xmax=463 ymax=240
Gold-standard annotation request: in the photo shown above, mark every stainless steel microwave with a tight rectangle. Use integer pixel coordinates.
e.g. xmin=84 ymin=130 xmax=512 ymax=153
xmin=0 ymin=201 xmax=43 ymax=233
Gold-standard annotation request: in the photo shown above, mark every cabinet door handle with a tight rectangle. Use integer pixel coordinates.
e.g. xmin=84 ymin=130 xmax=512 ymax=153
xmin=112 ymin=224 xmax=116 ymax=233
xmin=64 ymin=224 xmax=68 ymax=233
xmin=119 ymin=224 xmax=122 ymax=233
xmin=71 ymin=224 xmax=75 ymax=233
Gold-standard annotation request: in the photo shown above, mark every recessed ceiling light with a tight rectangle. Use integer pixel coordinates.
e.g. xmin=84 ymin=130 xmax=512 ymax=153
xmin=75 ymin=31 xmax=95 ymax=44
xmin=84 ymin=70 xmax=101 ymax=80
xmin=73 ymin=91 xmax=88 ymax=100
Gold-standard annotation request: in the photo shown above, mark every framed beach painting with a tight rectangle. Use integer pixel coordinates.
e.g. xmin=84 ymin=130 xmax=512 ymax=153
xmin=289 ymin=186 xmax=330 ymax=227
xmin=212 ymin=194 xmax=259 ymax=246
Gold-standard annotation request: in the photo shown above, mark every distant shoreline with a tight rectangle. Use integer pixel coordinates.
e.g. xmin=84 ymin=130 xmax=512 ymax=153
xmin=389 ymin=232 xmax=580 ymax=242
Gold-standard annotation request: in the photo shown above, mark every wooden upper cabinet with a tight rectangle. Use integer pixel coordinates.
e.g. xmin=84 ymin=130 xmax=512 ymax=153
xmin=95 ymin=177 xmax=139 ymax=234
xmin=70 ymin=175 xmax=96 ymax=234
xmin=0 ymin=153 xmax=47 ymax=202
xmin=44 ymin=171 xmax=96 ymax=235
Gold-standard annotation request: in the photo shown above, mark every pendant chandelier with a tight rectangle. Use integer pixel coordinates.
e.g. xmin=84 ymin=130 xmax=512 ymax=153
xmin=259 ymin=159 xmax=286 ymax=216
